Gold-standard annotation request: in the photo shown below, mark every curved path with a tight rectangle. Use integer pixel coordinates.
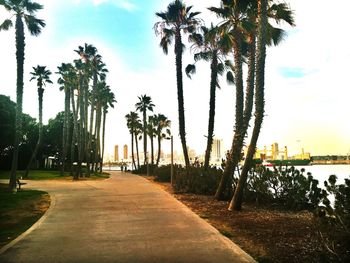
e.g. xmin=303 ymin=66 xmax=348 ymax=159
xmin=0 ymin=171 xmax=255 ymax=263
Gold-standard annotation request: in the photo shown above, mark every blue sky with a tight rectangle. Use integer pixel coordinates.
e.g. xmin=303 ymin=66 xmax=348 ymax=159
xmin=1 ymin=0 xmax=350 ymax=158
xmin=50 ymin=0 xmax=160 ymax=71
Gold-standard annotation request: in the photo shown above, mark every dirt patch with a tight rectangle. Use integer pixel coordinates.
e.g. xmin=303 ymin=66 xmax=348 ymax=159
xmin=143 ymin=176 xmax=344 ymax=262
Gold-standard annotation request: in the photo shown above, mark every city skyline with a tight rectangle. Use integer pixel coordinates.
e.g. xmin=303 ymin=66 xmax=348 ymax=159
xmin=1 ymin=0 xmax=349 ymax=158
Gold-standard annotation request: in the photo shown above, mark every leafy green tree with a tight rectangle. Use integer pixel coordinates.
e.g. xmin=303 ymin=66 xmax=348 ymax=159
xmin=0 ymin=95 xmax=16 ymax=154
xmin=135 ymin=95 xmax=154 ymax=165
xmin=0 ymin=0 xmax=46 ymax=190
xmin=24 ymin=65 xmax=52 ymax=178
xmin=154 ymin=0 xmax=201 ymax=169
xmin=186 ymin=24 xmax=234 ymax=171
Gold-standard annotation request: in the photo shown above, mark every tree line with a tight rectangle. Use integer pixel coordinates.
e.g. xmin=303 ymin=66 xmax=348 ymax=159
xmin=0 ymin=0 xmax=116 ymax=189
xmin=154 ymin=0 xmax=295 ymax=210
xmin=125 ymin=95 xmax=171 ymax=171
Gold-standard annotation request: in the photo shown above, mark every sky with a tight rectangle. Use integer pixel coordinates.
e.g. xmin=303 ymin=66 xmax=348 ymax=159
xmin=1 ymin=0 xmax=350 ymax=159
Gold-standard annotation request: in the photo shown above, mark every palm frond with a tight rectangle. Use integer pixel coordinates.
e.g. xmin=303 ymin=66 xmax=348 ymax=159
xmin=24 ymin=15 xmax=45 ymax=36
xmin=188 ymin=11 xmax=201 ymax=20
xmin=188 ymin=32 xmax=203 ymax=47
xmin=226 ymin=71 xmax=235 ymax=85
xmin=267 ymin=26 xmax=286 ymax=46
xmin=217 ymin=63 xmax=224 ymax=76
xmin=25 ymin=1 xmax=43 ymax=15
xmin=194 ymin=51 xmax=211 ymax=62
xmin=155 ymin=11 xmax=167 ymax=21
xmin=269 ymin=3 xmax=295 ymax=26
xmin=0 ymin=19 xmax=13 ymax=31
xmin=185 ymin=64 xmax=196 ymax=78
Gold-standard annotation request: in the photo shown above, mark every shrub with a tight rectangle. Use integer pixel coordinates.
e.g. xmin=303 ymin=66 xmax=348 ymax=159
xmin=173 ymin=166 xmax=222 ymax=195
xmin=132 ymin=164 xmax=157 ymax=175
xmin=245 ymin=165 xmax=323 ymax=210
xmin=153 ymin=164 xmax=181 ymax=182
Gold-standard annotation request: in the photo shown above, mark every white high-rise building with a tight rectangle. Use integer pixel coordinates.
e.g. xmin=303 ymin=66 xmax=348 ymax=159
xmin=211 ymin=138 xmax=224 ymax=162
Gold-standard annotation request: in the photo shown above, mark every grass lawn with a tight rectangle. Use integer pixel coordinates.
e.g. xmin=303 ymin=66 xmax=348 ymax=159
xmin=0 ymin=170 xmax=110 ymax=180
xmin=0 ymin=183 xmax=50 ymax=248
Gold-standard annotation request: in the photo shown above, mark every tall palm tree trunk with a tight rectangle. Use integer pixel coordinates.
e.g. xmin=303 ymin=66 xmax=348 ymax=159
xmin=70 ymin=87 xmax=78 ymax=175
xmin=100 ymin=110 xmax=107 ymax=173
xmin=175 ymin=29 xmax=190 ymax=169
xmin=229 ymin=0 xmax=268 ymax=211
xmin=87 ymin=81 xmax=96 ymax=175
xmin=135 ymin=133 xmax=140 ymax=170
xmin=60 ymin=89 xmax=70 ymax=176
xmin=131 ymin=132 xmax=136 ymax=170
xmin=243 ymin=37 xmax=256 ymax=132
xmin=143 ymin=110 xmax=147 ymax=164
xmin=94 ymin=105 xmax=102 ymax=172
xmin=75 ymin=77 xmax=85 ymax=179
xmin=83 ymin=81 xmax=89 ymax=175
xmin=156 ymin=134 xmax=161 ymax=166
xmin=204 ymin=52 xmax=218 ymax=171
xmin=215 ymin=41 xmax=245 ymax=200
xmin=150 ymin=134 xmax=154 ymax=166
xmin=24 ymin=87 xmax=44 ymax=178
xmin=9 ymin=15 xmax=25 ymax=190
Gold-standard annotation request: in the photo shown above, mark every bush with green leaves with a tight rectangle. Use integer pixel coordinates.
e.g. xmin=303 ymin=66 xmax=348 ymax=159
xmin=153 ymin=164 xmax=182 ymax=182
xmin=245 ymin=165 xmax=324 ymax=210
xmin=132 ymin=164 xmax=157 ymax=175
xmin=173 ymin=166 xmax=222 ymax=195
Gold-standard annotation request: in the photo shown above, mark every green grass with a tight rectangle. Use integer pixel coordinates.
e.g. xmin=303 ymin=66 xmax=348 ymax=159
xmin=0 ymin=170 xmax=110 ymax=180
xmin=219 ymin=229 xmax=234 ymax=238
xmin=0 ymin=183 xmax=50 ymax=247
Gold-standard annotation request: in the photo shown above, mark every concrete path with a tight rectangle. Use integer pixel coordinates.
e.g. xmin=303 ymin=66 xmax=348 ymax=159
xmin=0 ymin=172 xmax=255 ymax=263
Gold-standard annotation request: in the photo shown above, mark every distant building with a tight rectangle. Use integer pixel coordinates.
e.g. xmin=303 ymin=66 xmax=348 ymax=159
xmin=211 ymin=138 xmax=224 ymax=162
xmin=123 ymin=144 xmax=128 ymax=160
xmin=114 ymin=145 xmax=119 ymax=161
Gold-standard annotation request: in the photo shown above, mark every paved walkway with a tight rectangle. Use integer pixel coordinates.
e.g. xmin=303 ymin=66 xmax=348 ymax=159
xmin=0 ymin=171 xmax=255 ymax=263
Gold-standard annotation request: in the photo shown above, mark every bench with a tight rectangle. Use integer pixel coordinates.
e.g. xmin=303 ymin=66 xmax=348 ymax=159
xmin=16 ymin=178 xmax=27 ymax=189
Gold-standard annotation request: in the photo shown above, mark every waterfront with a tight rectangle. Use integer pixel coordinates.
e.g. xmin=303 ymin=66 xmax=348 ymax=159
xmin=300 ymin=164 xmax=350 ymax=184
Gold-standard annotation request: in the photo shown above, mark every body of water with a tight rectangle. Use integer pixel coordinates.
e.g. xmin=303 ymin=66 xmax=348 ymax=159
xmin=299 ymin=164 xmax=350 ymax=185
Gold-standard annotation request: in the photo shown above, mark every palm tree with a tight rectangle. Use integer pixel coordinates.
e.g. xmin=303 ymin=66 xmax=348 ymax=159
xmin=125 ymin=111 xmax=140 ymax=170
xmin=211 ymin=0 xmax=295 ymax=200
xmin=100 ymin=86 xmax=116 ymax=173
xmin=134 ymin=119 xmax=142 ymax=170
xmin=154 ymin=0 xmax=201 ymax=169
xmin=186 ymin=24 xmax=234 ymax=171
xmin=76 ymin=43 xmax=108 ymax=175
xmin=147 ymin=115 xmax=157 ymax=166
xmin=154 ymin=114 xmax=171 ymax=166
xmin=73 ymin=58 xmax=90 ymax=178
xmin=135 ymin=95 xmax=154 ymax=165
xmin=229 ymin=0 xmax=268 ymax=211
xmin=57 ymin=63 xmax=74 ymax=176
xmin=228 ymin=0 xmax=295 ymax=211
xmin=209 ymin=0 xmax=252 ymax=200
xmin=0 ymin=0 xmax=46 ymax=190
xmin=24 ymin=65 xmax=52 ymax=178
